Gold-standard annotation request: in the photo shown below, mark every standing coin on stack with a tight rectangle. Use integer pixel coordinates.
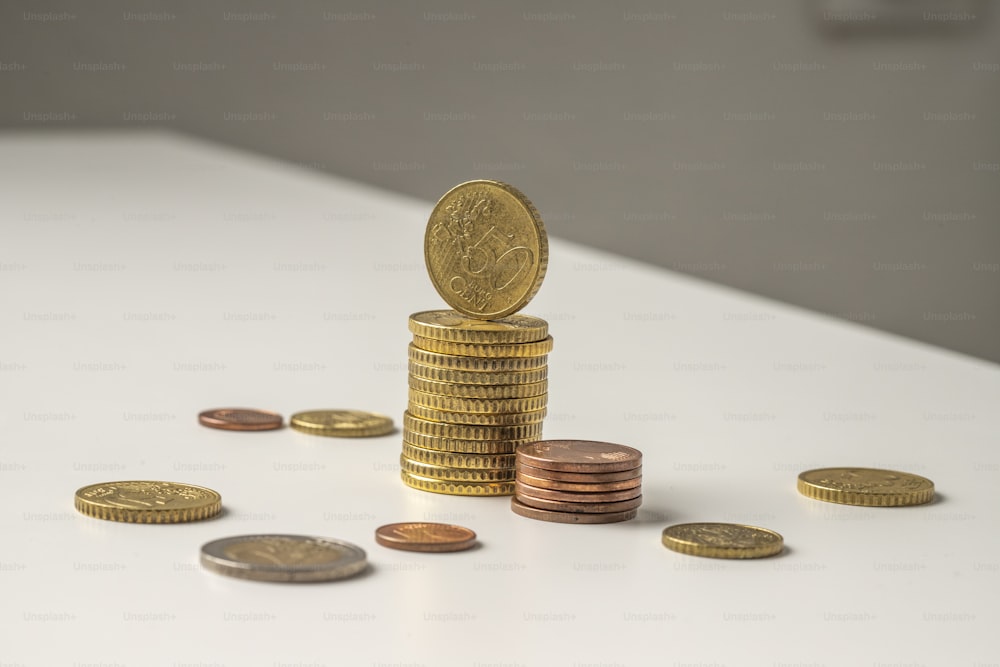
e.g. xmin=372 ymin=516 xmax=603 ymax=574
xmin=424 ymin=180 xmax=548 ymax=320
xmin=512 ymin=440 xmax=643 ymax=524
xmin=400 ymin=180 xmax=552 ymax=496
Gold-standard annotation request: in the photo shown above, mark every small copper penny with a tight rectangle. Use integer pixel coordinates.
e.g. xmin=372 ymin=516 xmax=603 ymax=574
xmin=515 ymin=492 xmax=643 ymax=514
xmin=510 ymin=498 xmax=638 ymax=524
xmin=516 ymin=440 xmax=642 ymax=473
xmin=198 ymin=408 xmax=283 ymax=431
xmin=514 ymin=480 xmax=642 ymax=504
xmin=374 ymin=522 xmax=477 ymax=553
xmin=516 ymin=471 xmax=642 ymax=492
xmin=515 ymin=462 xmax=642 ymax=483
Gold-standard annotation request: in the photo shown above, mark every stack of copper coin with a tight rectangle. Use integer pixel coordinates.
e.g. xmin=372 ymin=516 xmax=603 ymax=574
xmin=512 ymin=440 xmax=642 ymax=523
xmin=401 ymin=310 xmax=552 ymax=496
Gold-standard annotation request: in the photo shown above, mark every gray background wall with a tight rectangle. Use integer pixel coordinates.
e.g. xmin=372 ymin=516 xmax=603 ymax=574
xmin=2 ymin=0 xmax=998 ymax=362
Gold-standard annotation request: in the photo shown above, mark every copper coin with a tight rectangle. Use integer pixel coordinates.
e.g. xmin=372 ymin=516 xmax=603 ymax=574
xmin=515 ymin=470 xmax=642 ymax=492
xmin=510 ymin=498 xmax=638 ymax=524
xmin=374 ymin=522 xmax=477 ymax=553
xmin=514 ymin=480 xmax=641 ymax=503
xmin=514 ymin=492 xmax=643 ymax=514
xmin=515 ymin=462 xmax=642 ymax=483
xmin=198 ymin=408 xmax=283 ymax=431
xmin=516 ymin=440 xmax=642 ymax=473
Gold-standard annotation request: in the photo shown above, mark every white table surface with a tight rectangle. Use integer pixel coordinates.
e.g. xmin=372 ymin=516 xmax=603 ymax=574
xmin=2 ymin=130 xmax=998 ymax=667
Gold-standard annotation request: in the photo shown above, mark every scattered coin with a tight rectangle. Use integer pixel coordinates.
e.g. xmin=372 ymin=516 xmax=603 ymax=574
xmin=510 ymin=498 xmax=638 ymax=524
xmin=289 ymin=410 xmax=394 ymax=438
xmin=424 ymin=180 xmax=549 ymax=320
xmin=408 ymin=310 xmax=549 ymax=344
xmin=516 ymin=440 xmax=642 ymax=473
xmin=198 ymin=408 xmax=282 ymax=431
xmin=661 ymin=523 xmax=784 ymax=559
xmin=375 ymin=522 xmax=477 ymax=553
xmin=200 ymin=534 xmax=367 ymax=583
xmin=74 ymin=481 xmax=222 ymax=523
xmin=797 ymin=467 xmax=935 ymax=507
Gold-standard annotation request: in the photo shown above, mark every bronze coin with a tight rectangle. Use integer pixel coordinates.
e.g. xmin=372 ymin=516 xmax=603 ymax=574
xmin=374 ymin=522 xmax=477 ymax=553
xmin=516 ymin=471 xmax=642 ymax=492
xmin=515 ymin=462 xmax=642 ymax=483
xmin=516 ymin=440 xmax=642 ymax=473
xmin=514 ymin=480 xmax=641 ymax=504
xmin=198 ymin=408 xmax=283 ymax=431
xmin=510 ymin=498 xmax=638 ymax=524
xmin=514 ymin=492 xmax=643 ymax=514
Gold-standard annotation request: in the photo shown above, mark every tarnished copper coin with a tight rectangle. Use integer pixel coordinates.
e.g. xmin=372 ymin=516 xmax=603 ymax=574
xmin=515 ymin=492 xmax=643 ymax=514
xmin=510 ymin=498 xmax=638 ymax=524
xmin=515 ymin=462 xmax=642 ymax=483
xmin=515 ymin=480 xmax=642 ymax=504
xmin=198 ymin=408 xmax=283 ymax=431
xmin=516 ymin=470 xmax=642 ymax=492
xmin=375 ymin=522 xmax=477 ymax=553
xmin=516 ymin=440 xmax=642 ymax=473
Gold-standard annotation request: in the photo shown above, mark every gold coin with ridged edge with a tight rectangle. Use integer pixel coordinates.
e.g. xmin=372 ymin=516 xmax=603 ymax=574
xmin=797 ymin=467 xmax=935 ymax=507
xmin=409 ymin=361 xmax=548 ymax=386
xmin=403 ymin=411 xmax=543 ymax=442
xmin=425 ymin=180 xmax=548 ymax=320
xmin=409 ymin=344 xmax=547 ymax=372
xmin=401 ymin=470 xmax=515 ymax=496
xmin=408 ymin=388 xmax=548 ymax=414
xmin=402 ymin=441 xmax=516 ymax=468
xmin=400 ymin=455 xmax=516 ymax=483
xmin=409 ymin=375 xmax=548 ymax=399
xmin=661 ymin=523 xmax=784 ymax=559
xmin=404 ymin=429 xmax=525 ymax=455
xmin=289 ymin=410 xmax=395 ymax=437
xmin=407 ymin=403 xmax=546 ymax=426
xmin=74 ymin=481 xmax=222 ymax=524
xmin=412 ymin=335 xmax=553 ymax=358
xmin=409 ymin=310 xmax=549 ymax=344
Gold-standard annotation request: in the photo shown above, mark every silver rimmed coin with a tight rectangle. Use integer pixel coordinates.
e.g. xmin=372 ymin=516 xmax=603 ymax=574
xmin=200 ymin=534 xmax=367 ymax=583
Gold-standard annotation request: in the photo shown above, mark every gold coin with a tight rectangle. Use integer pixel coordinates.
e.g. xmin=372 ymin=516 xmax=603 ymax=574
xmin=425 ymin=180 xmax=548 ymax=320
xmin=289 ymin=410 xmax=395 ymax=437
xmin=74 ymin=481 xmax=222 ymax=523
xmin=400 ymin=455 xmax=516 ymax=482
xmin=400 ymin=470 xmax=515 ymax=496
xmin=412 ymin=335 xmax=554 ymax=358
xmin=408 ymin=344 xmax=547 ymax=372
xmin=408 ymin=310 xmax=549 ymax=344
xmin=403 ymin=428 xmax=528 ymax=455
xmin=407 ymin=402 xmax=547 ymax=426
xmin=797 ymin=467 xmax=935 ymax=507
xmin=408 ymin=388 xmax=548 ymax=414
xmin=402 ymin=441 xmax=517 ymax=468
xmin=408 ymin=375 xmax=548 ymax=399
xmin=661 ymin=523 xmax=784 ymax=559
xmin=403 ymin=411 xmax=543 ymax=442
xmin=409 ymin=360 xmax=548 ymax=386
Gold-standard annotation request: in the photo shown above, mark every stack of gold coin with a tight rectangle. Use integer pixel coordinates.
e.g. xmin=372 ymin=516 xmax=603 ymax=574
xmin=401 ymin=310 xmax=552 ymax=496
xmin=403 ymin=179 xmax=551 ymax=496
xmin=512 ymin=440 xmax=643 ymax=523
